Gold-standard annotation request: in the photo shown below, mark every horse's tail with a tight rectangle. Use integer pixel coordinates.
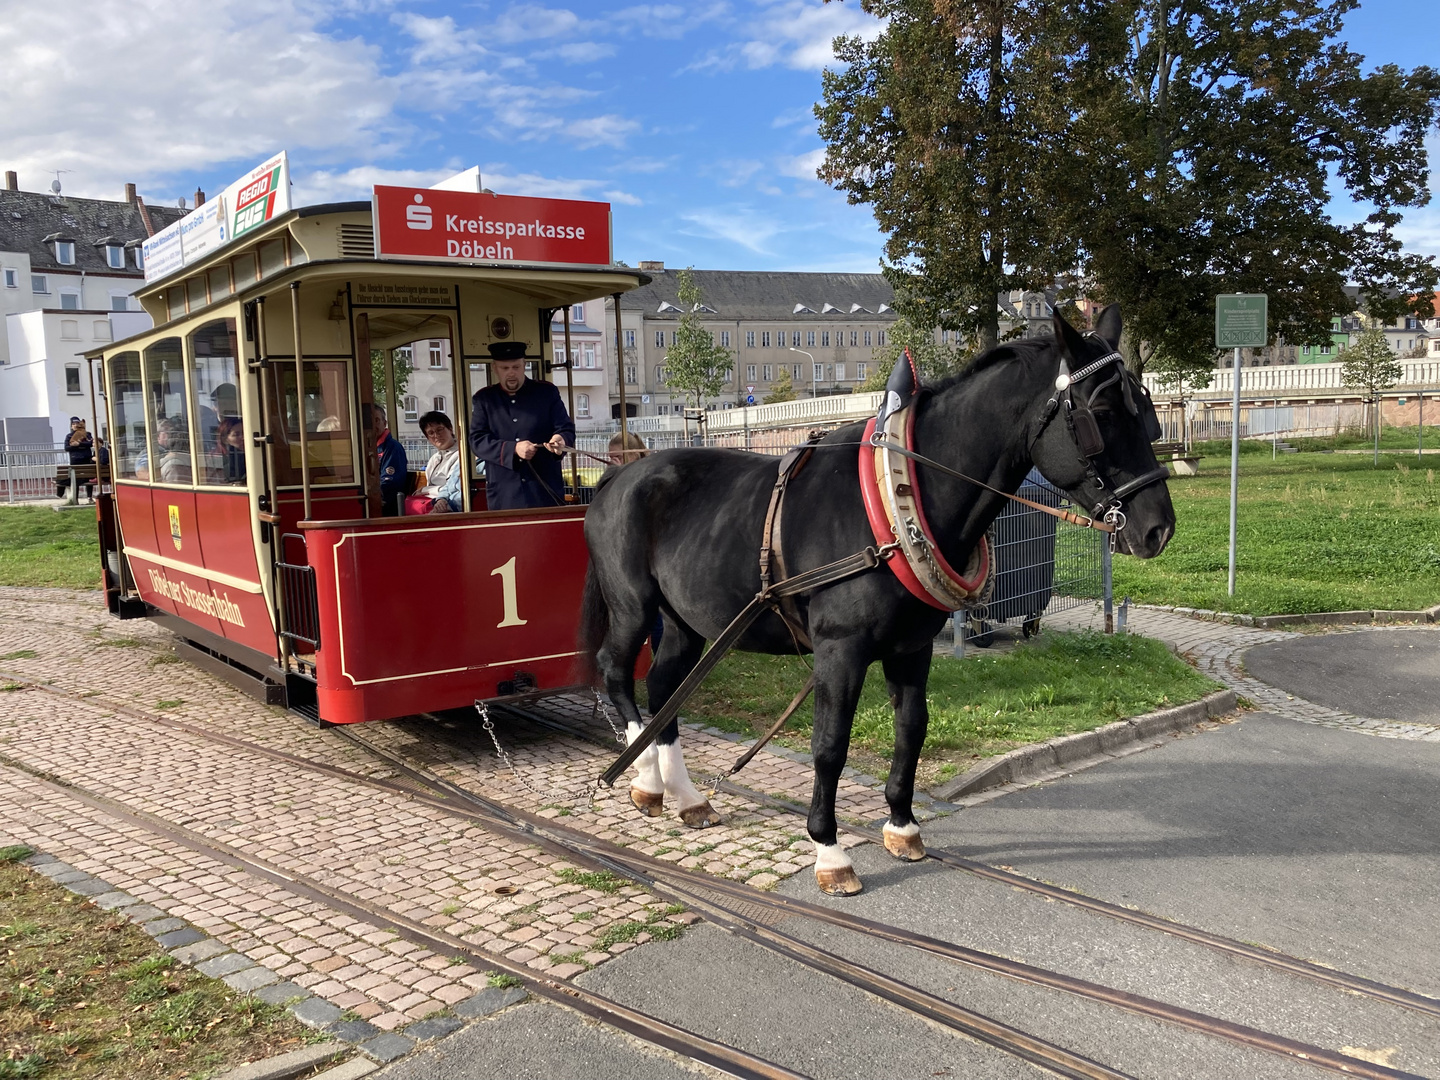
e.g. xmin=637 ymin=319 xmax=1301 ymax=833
xmin=576 ymin=561 xmax=609 ymax=686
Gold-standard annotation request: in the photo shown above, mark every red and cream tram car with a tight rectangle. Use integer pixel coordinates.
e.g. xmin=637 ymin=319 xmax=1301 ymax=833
xmin=89 ymin=182 xmax=645 ymax=723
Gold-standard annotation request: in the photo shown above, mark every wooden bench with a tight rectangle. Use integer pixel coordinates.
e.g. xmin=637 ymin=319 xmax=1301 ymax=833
xmin=1152 ymin=441 xmax=1202 ymax=476
xmin=54 ymin=462 xmax=99 ymax=501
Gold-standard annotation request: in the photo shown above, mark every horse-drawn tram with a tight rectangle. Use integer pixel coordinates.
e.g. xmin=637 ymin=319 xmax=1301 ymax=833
xmin=89 ymin=167 xmax=643 ymax=723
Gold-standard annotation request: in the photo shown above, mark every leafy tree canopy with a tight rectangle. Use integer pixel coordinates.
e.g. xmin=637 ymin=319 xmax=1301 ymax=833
xmin=819 ymin=0 xmax=1440 ymax=384
xmin=1340 ymin=325 xmax=1404 ymax=398
xmin=662 ymin=268 xmax=734 ymax=407
xmin=370 ymin=347 xmax=414 ymax=418
xmin=860 ymin=313 xmax=967 ymax=390
xmin=764 ymin=366 xmax=797 ymax=403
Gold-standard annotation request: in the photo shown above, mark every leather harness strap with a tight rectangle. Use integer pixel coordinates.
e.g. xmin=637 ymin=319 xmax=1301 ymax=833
xmin=760 ymin=437 xmax=821 ymax=650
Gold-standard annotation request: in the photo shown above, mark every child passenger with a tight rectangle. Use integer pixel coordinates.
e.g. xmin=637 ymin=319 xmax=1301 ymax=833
xmin=406 ymin=410 xmax=463 ymax=515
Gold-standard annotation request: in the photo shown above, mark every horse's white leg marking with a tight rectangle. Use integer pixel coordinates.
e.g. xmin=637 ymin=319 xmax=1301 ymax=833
xmin=658 ymin=741 xmax=722 ymax=828
xmin=882 ymin=820 xmax=926 ymax=861
xmin=813 ymin=841 xmax=863 ymax=896
xmin=627 ymin=721 xmax=664 ymax=817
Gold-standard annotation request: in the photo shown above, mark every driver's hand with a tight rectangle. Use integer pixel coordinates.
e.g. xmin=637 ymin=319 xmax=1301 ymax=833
xmin=515 ymin=440 xmax=539 ymax=460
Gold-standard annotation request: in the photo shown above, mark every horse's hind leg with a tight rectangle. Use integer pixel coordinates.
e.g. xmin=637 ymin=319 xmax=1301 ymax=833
xmin=880 ymin=647 xmax=931 ymax=862
xmin=647 ymin=615 xmax=721 ymax=828
xmin=596 ymin=594 xmax=663 ymax=816
xmin=808 ymin=637 xmax=870 ymax=895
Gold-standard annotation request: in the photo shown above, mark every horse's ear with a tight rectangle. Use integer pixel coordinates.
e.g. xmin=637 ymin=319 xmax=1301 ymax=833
xmin=1051 ymin=309 xmax=1087 ymax=361
xmin=1094 ymin=304 xmax=1123 ymax=350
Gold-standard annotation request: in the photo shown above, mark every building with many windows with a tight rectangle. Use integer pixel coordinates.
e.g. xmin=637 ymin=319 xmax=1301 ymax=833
xmin=0 ymin=172 xmax=184 ymax=443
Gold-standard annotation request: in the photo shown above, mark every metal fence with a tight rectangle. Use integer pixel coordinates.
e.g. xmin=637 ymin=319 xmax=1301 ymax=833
xmin=1 ymin=445 xmax=105 ymax=504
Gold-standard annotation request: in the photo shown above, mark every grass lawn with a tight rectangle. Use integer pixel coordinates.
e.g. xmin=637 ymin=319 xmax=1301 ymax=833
xmin=0 ymin=509 xmax=100 ymax=590
xmin=0 ymin=845 xmax=328 ymax=1079
xmin=681 ymin=630 xmax=1221 ymax=788
xmin=1112 ymin=443 xmax=1440 ymax=616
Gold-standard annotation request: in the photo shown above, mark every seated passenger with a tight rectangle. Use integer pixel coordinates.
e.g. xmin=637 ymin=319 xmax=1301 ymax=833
xmin=134 ymin=417 xmax=190 ymax=483
xmin=214 ymin=417 xmax=247 ymax=484
xmin=405 ymin=410 xmax=463 ymax=515
xmin=370 ymin=404 xmax=408 ymax=516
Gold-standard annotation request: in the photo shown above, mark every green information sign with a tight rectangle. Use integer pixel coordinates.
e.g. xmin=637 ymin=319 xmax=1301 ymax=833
xmin=1215 ymin=294 xmax=1268 ymax=348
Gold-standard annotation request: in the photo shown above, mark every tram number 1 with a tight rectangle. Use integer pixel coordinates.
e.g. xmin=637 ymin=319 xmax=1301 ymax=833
xmin=490 ymin=556 xmax=528 ymax=628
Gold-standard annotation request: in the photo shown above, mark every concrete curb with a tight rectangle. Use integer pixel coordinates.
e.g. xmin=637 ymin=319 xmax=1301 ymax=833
xmin=930 ymin=688 xmax=1238 ymax=802
xmin=7 ymin=848 xmax=531 ymax=1078
xmin=1133 ymin=602 xmax=1440 ymax=629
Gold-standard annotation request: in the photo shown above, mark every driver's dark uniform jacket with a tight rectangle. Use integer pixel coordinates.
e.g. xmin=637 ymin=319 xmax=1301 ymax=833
xmin=469 ymin=378 xmax=575 ymax=510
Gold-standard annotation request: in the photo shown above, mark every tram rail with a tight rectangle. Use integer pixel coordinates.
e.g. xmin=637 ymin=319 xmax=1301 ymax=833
xmin=1 ymin=669 xmax=1433 ymax=1079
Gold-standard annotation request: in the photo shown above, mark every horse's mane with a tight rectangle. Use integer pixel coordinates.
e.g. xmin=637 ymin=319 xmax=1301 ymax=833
xmin=925 ymin=336 xmax=1054 ymax=396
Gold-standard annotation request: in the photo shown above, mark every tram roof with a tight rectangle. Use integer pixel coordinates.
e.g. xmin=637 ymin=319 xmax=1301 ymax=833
xmin=99 ymin=200 xmax=650 ymax=353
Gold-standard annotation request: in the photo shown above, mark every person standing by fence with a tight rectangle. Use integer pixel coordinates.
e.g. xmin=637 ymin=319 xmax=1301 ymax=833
xmin=58 ymin=417 xmax=95 ymax=501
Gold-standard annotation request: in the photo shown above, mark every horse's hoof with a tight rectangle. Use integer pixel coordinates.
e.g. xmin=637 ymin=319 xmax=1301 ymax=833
xmin=630 ymin=787 xmax=664 ymax=818
xmin=678 ymin=801 xmax=722 ymax=828
xmin=883 ymin=825 xmax=926 ymax=862
xmin=815 ymin=865 xmax=864 ymax=896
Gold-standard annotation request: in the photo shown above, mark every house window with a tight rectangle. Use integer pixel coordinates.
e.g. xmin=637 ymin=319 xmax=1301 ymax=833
xmin=60 ymin=319 xmax=80 ymax=339
xmin=65 ymin=365 xmax=82 ymax=394
xmin=403 ymin=396 xmax=418 ymax=422
xmin=806 ymin=331 xmax=815 ymax=348
xmin=110 ymin=294 xmax=128 ymax=311
xmin=792 ymin=331 xmax=802 ymax=347
xmin=576 ymin=392 xmax=591 ymax=418
xmin=762 ymin=331 xmax=771 ymax=348
xmin=93 ymin=320 xmax=111 ymax=341
xmin=776 ymin=328 xmax=785 ymax=345
xmin=762 ymin=365 xmax=772 ymax=380
xmin=31 ymin=274 xmax=48 ymax=294
xmin=746 ymin=331 xmax=756 ymax=348
xmin=60 ymin=291 xmax=81 ymax=311
xmin=429 ymin=343 xmax=443 ymax=368
xmin=835 ymin=362 xmax=845 ymax=381
xmin=655 ymin=330 xmax=665 ymax=348
xmin=624 ymin=329 xmax=636 ymax=348
xmin=821 ymin=331 xmax=829 ymax=347
xmin=625 ymin=365 xmax=637 ymax=384
xmin=54 ymin=241 xmax=75 ymax=265
xmin=106 ymin=245 xmax=124 ymax=269
xmin=669 ymin=331 xmax=677 ymax=346
xmin=1320 ymin=344 xmax=1331 ymax=354
xmin=857 ymin=362 xmax=867 ymax=380
xmin=655 ymin=364 xmax=664 ymax=382
xmin=2 ymin=268 xmax=15 ymax=288
xmin=554 ymin=346 xmax=567 ymax=366
xmin=863 ymin=330 xmax=872 ymax=347
xmin=133 ymin=247 xmax=144 ymax=270
xmin=396 ymin=345 xmax=413 ymax=363
xmin=721 ymin=331 xmax=730 ymax=347
xmin=747 ymin=364 xmax=757 ymax=381
xmin=813 ymin=363 xmax=823 ymax=382
xmin=572 ymin=304 xmax=585 ymax=323
xmin=583 ymin=343 xmax=596 ymax=367
xmin=433 ymin=396 xmax=446 ymax=412
xmin=792 ymin=364 xmax=802 ymax=380
xmin=877 ymin=330 xmax=886 ymax=346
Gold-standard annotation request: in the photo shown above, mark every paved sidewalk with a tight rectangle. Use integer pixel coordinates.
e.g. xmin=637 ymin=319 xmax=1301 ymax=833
xmin=1046 ymin=604 xmax=1440 ymax=742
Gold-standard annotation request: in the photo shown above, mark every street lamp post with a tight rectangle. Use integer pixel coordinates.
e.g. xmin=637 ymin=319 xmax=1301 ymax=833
xmin=789 ymin=347 xmax=816 ymax=398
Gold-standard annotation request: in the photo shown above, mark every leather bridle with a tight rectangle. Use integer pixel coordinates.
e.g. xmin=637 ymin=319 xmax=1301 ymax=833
xmin=1031 ymin=335 xmax=1170 ymax=530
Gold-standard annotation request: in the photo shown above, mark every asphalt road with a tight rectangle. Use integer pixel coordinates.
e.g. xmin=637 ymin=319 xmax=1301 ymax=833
xmin=1243 ymin=626 xmax=1440 ymax=723
xmin=378 ymin=631 xmax=1440 ymax=1079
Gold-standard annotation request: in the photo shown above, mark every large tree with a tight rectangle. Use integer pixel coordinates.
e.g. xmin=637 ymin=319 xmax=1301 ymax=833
xmin=1077 ymin=0 xmax=1440 ymax=383
xmin=662 ymin=268 xmax=734 ymax=408
xmin=818 ymin=0 xmax=1440 ymax=382
xmin=818 ymin=0 xmax=1091 ymax=352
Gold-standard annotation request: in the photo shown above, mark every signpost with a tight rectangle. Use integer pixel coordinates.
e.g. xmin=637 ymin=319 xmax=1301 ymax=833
xmin=1215 ymin=294 xmax=1268 ymax=596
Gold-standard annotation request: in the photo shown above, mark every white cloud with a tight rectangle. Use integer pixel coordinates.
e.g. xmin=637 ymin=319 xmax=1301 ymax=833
xmin=779 ymin=148 xmax=826 ymax=182
xmin=489 ymin=4 xmax=583 ymax=44
xmin=678 ymin=206 xmax=790 ymax=255
xmin=613 ymin=3 xmax=727 ymax=39
xmin=295 ymin=165 xmax=459 ymax=204
xmin=480 ymin=165 xmax=607 ymax=200
xmin=715 ymin=160 xmax=764 ymax=187
xmin=564 ymin=114 xmax=642 ymax=149
xmin=556 ymin=41 xmax=617 ymax=63
xmin=688 ymin=0 xmax=881 ymax=73
xmin=604 ymin=189 xmax=644 ymax=206
xmin=0 ymin=0 xmax=398 ymax=201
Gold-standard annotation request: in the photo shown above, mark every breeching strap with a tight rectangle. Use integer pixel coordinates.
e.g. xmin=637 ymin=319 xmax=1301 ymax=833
xmin=599 ymin=544 xmax=893 ymax=787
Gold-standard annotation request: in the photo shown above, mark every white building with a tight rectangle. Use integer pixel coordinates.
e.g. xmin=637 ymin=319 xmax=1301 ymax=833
xmin=0 ymin=172 xmax=184 ymax=444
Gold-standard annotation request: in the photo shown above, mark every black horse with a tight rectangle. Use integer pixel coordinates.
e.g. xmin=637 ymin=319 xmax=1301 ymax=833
xmin=580 ymin=306 xmax=1175 ymax=895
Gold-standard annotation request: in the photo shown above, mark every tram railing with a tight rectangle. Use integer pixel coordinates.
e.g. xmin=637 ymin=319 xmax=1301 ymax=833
xmin=276 ymin=534 xmax=321 ymax=652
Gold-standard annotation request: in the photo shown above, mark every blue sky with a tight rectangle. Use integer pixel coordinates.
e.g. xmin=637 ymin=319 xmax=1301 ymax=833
xmin=3 ymin=0 xmax=1435 ymax=272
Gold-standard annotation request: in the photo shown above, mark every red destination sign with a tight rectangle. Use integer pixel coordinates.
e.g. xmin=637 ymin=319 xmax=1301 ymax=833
xmin=372 ymin=186 xmax=612 ymax=267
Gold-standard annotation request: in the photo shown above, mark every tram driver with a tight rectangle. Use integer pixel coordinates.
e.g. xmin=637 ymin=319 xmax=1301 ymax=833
xmin=468 ymin=343 xmax=574 ymax=510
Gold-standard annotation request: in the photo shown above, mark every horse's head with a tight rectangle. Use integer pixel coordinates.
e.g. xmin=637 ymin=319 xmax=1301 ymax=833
xmin=1029 ymin=305 xmax=1175 ymax=558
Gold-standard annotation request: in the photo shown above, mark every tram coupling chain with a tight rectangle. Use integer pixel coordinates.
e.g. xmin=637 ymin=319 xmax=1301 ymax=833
xmin=474 ymin=699 xmax=618 ymax=807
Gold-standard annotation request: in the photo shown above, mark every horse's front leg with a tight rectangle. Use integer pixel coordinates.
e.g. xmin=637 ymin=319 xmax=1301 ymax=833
xmin=597 ymin=605 xmax=663 ymax=816
xmin=647 ymin=616 xmax=722 ymax=828
xmin=880 ymin=646 xmax=932 ymax=862
xmin=808 ymin=637 xmax=870 ymax=895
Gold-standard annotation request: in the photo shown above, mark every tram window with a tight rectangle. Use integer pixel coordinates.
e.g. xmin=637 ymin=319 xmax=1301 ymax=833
xmin=269 ymin=361 xmax=356 ymax=486
xmin=107 ymin=351 xmax=146 ymax=481
xmin=142 ymin=338 xmax=193 ymax=484
xmin=191 ymin=319 xmax=245 ymax=486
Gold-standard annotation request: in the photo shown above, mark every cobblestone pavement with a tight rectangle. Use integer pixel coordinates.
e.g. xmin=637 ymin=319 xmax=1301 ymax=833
xmin=0 ymin=586 xmax=865 ymax=1034
xmin=1046 ymin=603 xmax=1440 ymax=743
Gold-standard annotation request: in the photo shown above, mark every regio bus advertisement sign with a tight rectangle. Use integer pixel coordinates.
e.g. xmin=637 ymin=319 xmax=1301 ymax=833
xmin=373 ymin=186 xmax=612 ymax=267
xmin=1215 ymin=294 xmax=1268 ymax=348
xmin=141 ymin=151 xmax=292 ymax=283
